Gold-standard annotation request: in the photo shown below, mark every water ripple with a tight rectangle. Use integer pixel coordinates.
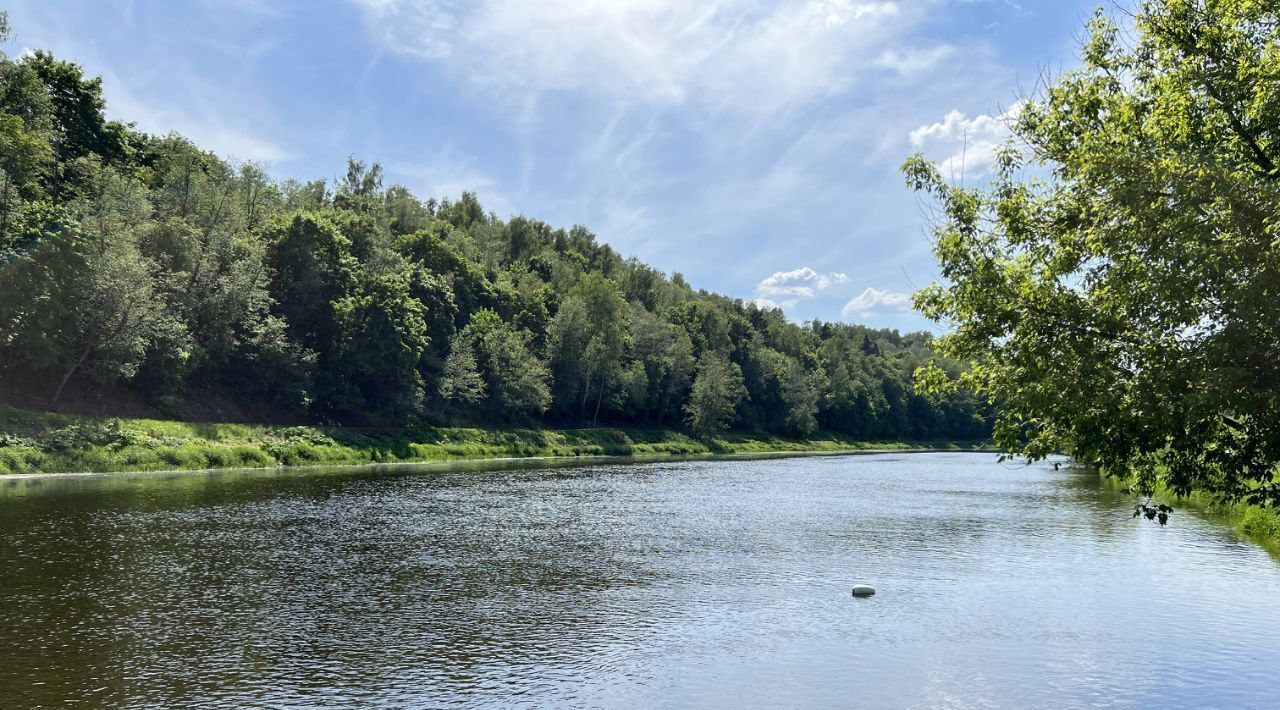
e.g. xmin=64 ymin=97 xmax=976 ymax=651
xmin=1 ymin=453 xmax=1278 ymax=708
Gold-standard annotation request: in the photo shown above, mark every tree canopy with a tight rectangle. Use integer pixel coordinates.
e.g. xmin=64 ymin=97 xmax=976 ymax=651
xmin=905 ymin=0 xmax=1280 ymax=514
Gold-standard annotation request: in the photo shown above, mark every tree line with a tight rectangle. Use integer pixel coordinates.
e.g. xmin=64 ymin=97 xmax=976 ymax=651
xmin=0 ymin=18 xmax=989 ymax=439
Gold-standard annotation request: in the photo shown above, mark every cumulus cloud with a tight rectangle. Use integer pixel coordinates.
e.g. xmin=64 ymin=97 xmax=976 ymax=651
xmin=841 ymin=287 xmax=913 ymax=317
xmin=352 ymin=0 xmax=910 ymax=115
xmin=752 ymin=266 xmax=849 ymax=309
xmin=909 ymin=100 xmax=1026 ymax=177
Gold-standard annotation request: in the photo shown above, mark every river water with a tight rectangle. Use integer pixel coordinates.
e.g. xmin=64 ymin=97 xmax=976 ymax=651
xmin=2 ymin=452 xmax=1278 ymax=708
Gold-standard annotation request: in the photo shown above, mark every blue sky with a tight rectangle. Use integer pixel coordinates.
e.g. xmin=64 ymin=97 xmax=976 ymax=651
xmin=7 ymin=0 xmax=1097 ymax=331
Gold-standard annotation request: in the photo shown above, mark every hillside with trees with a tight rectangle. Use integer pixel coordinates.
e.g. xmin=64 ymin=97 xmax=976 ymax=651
xmin=0 ymin=15 xmax=989 ymax=442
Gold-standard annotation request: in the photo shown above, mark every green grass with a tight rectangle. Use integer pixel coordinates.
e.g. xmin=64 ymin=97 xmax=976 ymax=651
xmin=0 ymin=404 xmax=988 ymax=476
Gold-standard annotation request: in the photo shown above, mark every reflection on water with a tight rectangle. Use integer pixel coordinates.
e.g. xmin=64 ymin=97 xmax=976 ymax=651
xmin=2 ymin=453 xmax=1278 ymax=708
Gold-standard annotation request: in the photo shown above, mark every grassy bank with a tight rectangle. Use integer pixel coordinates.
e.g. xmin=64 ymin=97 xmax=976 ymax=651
xmin=0 ymin=405 xmax=988 ymax=476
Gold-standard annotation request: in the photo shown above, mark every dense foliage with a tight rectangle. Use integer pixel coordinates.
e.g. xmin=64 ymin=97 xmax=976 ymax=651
xmin=906 ymin=0 xmax=1280 ymax=512
xmin=0 ymin=18 xmax=988 ymax=440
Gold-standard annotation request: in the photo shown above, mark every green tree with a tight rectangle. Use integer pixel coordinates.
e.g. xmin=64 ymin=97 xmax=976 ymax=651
xmin=22 ymin=51 xmax=130 ymax=196
xmin=333 ymin=272 xmax=429 ymax=415
xmin=548 ymin=272 xmax=629 ymax=423
xmin=263 ymin=212 xmax=355 ymax=355
xmin=905 ymin=0 xmax=1280 ymax=514
xmin=685 ymin=352 xmax=748 ymax=436
xmin=0 ymin=196 xmax=168 ymax=402
xmin=627 ymin=304 xmax=696 ymax=423
xmin=438 ymin=336 xmax=486 ymax=407
xmin=462 ymin=309 xmax=550 ymax=418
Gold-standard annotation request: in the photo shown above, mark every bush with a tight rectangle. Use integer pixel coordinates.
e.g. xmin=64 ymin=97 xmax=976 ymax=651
xmin=273 ymin=426 xmax=337 ymax=446
xmin=0 ymin=447 xmax=47 ymax=474
xmin=39 ymin=420 xmax=145 ymax=453
xmin=232 ymin=445 xmax=273 ymax=467
xmin=117 ymin=446 xmax=162 ymax=468
xmin=1240 ymin=507 xmax=1280 ymax=541
xmin=0 ymin=432 xmax=37 ymax=448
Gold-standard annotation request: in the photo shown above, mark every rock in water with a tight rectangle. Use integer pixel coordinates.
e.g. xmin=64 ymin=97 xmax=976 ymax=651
xmin=851 ymin=584 xmax=876 ymax=597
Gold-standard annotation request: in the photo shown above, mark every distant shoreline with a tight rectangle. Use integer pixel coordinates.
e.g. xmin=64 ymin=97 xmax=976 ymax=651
xmin=0 ymin=404 xmax=994 ymax=479
xmin=0 ymin=445 xmax=996 ymax=481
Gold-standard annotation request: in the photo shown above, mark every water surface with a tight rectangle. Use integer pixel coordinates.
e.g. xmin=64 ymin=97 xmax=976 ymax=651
xmin=2 ymin=453 xmax=1278 ymax=708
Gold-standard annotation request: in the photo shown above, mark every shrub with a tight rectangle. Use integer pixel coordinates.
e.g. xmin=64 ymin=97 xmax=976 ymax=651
xmin=1240 ymin=507 xmax=1280 ymax=541
xmin=39 ymin=420 xmax=145 ymax=453
xmin=232 ymin=446 xmax=274 ymax=467
xmin=0 ymin=432 xmax=37 ymax=448
xmin=0 ymin=447 xmax=46 ymax=474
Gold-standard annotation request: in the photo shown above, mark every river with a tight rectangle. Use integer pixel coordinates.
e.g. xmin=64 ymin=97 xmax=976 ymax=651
xmin=2 ymin=452 xmax=1278 ymax=708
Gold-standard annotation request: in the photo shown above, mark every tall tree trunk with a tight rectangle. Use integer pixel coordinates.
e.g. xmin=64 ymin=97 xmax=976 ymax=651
xmin=591 ymin=371 xmax=606 ymax=427
xmin=52 ymin=343 xmax=94 ymax=404
xmin=658 ymin=378 xmax=674 ymax=425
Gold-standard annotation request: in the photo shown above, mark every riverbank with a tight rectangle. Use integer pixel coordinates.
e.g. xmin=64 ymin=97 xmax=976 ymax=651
xmin=0 ymin=405 xmax=990 ymax=476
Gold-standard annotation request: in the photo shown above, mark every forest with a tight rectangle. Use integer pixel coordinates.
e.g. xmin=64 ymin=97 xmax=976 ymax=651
xmin=0 ymin=14 xmax=989 ymax=442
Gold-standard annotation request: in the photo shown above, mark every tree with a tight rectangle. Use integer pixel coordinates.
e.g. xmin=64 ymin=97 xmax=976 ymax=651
xmin=23 ymin=51 xmax=130 ymax=194
xmin=779 ymin=357 xmax=821 ymax=436
xmin=462 ymin=309 xmax=551 ymax=418
xmin=547 ymin=272 xmax=629 ymax=423
xmin=904 ymin=0 xmax=1280 ymax=515
xmin=438 ymin=337 xmax=486 ymax=407
xmin=52 ymin=230 xmax=167 ymax=401
xmin=333 ymin=272 xmax=429 ymax=415
xmin=0 ymin=196 xmax=168 ymax=402
xmin=628 ymin=304 xmax=696 ymax=423
xmin=135 ymin=136 xmax=282 ymax=389
xmin=685 ymin=352 xmax=748 ymax=436
xmin=263 ymin=212 xmax=355 ymax=355
xmin=409 ymin=267 xmax=459 ymax=377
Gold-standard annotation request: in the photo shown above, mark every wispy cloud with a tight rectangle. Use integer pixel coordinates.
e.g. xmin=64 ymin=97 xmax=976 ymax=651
xmin=386 ymin=146 xmax=510 ymax=213
xmin=842 ymin=287 xmax=913 ymax=317
xmin=353 ymin=0 xmax=914 ymax=116
xmin=875 ymin=45 xmax=954 ymax=75
xmin=102 ymin=74 xmax=292 ymax=164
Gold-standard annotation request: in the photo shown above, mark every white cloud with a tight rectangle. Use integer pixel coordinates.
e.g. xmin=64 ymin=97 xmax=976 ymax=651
xmin=841 ymin=287 xmax=913 ymax=317
xmin=908 ymin=100 xmax=1026 ymax=178
xmin=751 ymin=266 xmax=849 ymax=310
xmin=353 ymin=0 xmax=910 ymax=115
